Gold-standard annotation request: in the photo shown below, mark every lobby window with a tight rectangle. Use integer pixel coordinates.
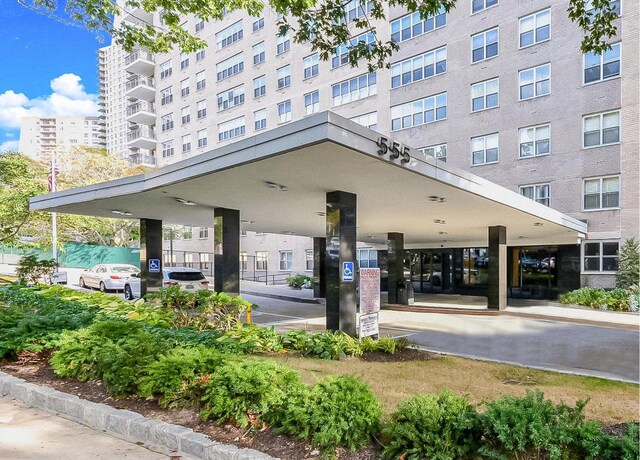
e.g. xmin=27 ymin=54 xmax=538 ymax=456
xmin=471 ymin=133 xmax=499 ymax=165
xmin=196 ymin=71 xmax=206 ymax=91
xmin=305 ymin=250 xmax=313 ymax=270
xmin=277 ymin=65 xmax=291 ymax=89
xmin=304 ymin=54 xmax=319 ymax=79
xmin=350 ymin=112 xmax=377 ymax=131
xmin=160 ymin=60 xmax=172 ymax=79
xmin=180 ymin=54 xmax=189 ymax=70
xmin=254 ymin=108 xmax=267 ymax=131
xmin=161 ymin=113 xmax=174 ymax=132
xmin=216 ymin=20 xmax=243 ymax=49
xmin=391 ymin=46 xmax=447 ymax=88
xmin=161 ymin=87 xmax=173 ymax=105
xmin=419 ymin=143 xmax=447 ymax=162
xmin=181 ymin=106 xmax=190 ymax=125
xmin=583 ymin=176 xmax=620 ymax=210
xmin=472 ymin=0 xmax=498 ymax=13
xmin=161 ymin=140 xmax=174 ymax=158
xmin=333 ymin=31 xmax=375 ymax=68
xmin=197 ymin=100 xmax=207 ymax=119
xmin=240 ymin=252 xmax=248 ymax=270
xmin=519 ymin=124 xmax=550 ymax=157
xmin=472 ymin=27 xmax=498 ymax=63
xmin=584 ymin=43 xmax=621 ymax=84
xmin=216 ymin=52 xmax=244 ymax=81
xmin=305 ymin=90 xmax=320 ymax=115
xmin=256 ymin=251 xmax=268 ymax=270
xmin=196 ymin=49 xmax=206 ymax=61
xmin=181 ymin=78 xmax=190 ymax=97
xmin=253 ymin=42 xmax=266 ymax=65
xmin=217 ymin=84 xmax=245 ymax=111
xmin=519 ymin=9 xmax=550 ymax=48
xmin=332 ymin=72 xmax=376 ymax=106
xmin=471 ymin=77 xmax=499 ymax=112
xmin=218 ymin=116 xmax=246 ymax=141
xmin=197 ymin=129 xmax=207 ymax=147
xmin=279 ymin=251 xmax=293 ymax=271
xmin=254 ymin=75 xmax=266 ymax=98
xmin=390 ymin=8 xmax=446 ymax=43
xmin=583 ymin=110 xmax=620 ymax=147
xmin=520 ymin=183 xmax=549 ymax=206
xmin=195 ymin=16 xmax=205 ymax=32
xmin=277 ymin=31 xmax=291 ymax=54
xmin=583 ymin=241 xmax=619 ymax=272
xmin=199 ymin=227 xmax=209 ymax=239
xmin=391 ymin=92 xmax=447 ymax=131
xmin=278 ymin=100 xmax=292 ymax=123
xmin=252 ymin=17 xmax=264 ymax=32
xmin=519 ymin=63 xmax=550 ymax=100
xmin=357 ymin=249 xmax=378 ymax=268
xmin=182 ymin=134 xmax=191 ymax=153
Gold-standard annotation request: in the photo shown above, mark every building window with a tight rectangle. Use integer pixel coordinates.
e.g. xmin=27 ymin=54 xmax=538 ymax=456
xmin=181 ymin=106 xmax=190 ymax=125
xmin=182 ymin=226 xmax=193 ymax=240
xmin=471 ymin=77 xmax=499 ymax=112
xmin=519 ymin=124 xmax=550 ymax=157
xmin=161 ymin=140 xmax=174 ymax=158
xmin=197 ymin=129 xmax=207 ymax=147
xmin=584 ymin=43 xmax=621 ymax=84
xmin=240 ymin=252 xmax=248 ymax=270
xmin=217 ymin=84 xmax=245 ymax=111
xmin=278 ymin=100 xmax=292 ymax=123
xmin=253 ymin=75 xmax=266 ymax=98
xmin=161 ymin=113 xmax=174 ymax=131
xmin=520 ymin=183 xmax=550 ymax=206
xmin=180 ymin=54 xmax=189 ymax=70
xmin=472 ymin=27 xmax=499 ymax=63
xmin=197 ymin=100 xmax=207 ymax=119
xmin=419 ymin=143 xmax=447 ymax=162
xmin=585 ymin=0 xmax=620 ymax=17
xmin=304 ymin=90 xmax=320 ymax=115
xmin=252 ymin=17 xmax=264 ymax=32
xmin=196 ymin=49 xmax=205 ymax=61
xmin=332 ymin=72 xmax=377 ymax=106
xmin=305 ymin=250 xmax=313 ymax=270
xmin=472 ymin=0 xmax=498 ymax=13
xmin=357 ymin=249 xmax=378 ymax=268
xmin=160 ymin=60 xmax=172 ymax=79
xmin=583 ymin=241 xmax=619 ymax=272
xmin=256 ymin=251 xmax=268 ymax=270
xmin=218 ymin=116 xmax=246 ymax=141
xmin=471 ymin=133 xmax=499 ymax=165
xmin=253 ymin=42 xmax=266 ymax=65
xmin=332 ymin=31 xmax=375 ymax=68
xmin=279 ymin=251 xmax=293 ymax=271
xmin=276 ymin=31 xmax=291 ymax=54
xmin=195 ymin=16 xmax=205 ymax=32
xmin=304 ymin=54 xmax=319 ymax=79
xmin=254 ymin=108 xmax=267 ymax=131
xmin=180 ymin=78 xmax=190 ymax=97
xmin=199 ymin=227 xmax=209 ymax=239
xmin=583 ymin=176 xmax=620 ymax=210
xmin=391 ymin=46 xmax=447 ymax=88
xmin=341 ymin=0 xmax=374 ymax=23
xmin=391 ymin=92 xmax=447 ymax=131
xmin=390 ymin=8 xmax=446 ymax=43
xmin=277 ymin=65 xmax=291 ymax=89
xmin=182 ymin=134 xmax=191 ymax=153
xmin=196 ymin=71 xmax=206 ymax=91
xmin=583 ymin=110 xmax=620 ymax=147
xmin=519 ymin=63 xmax=550 ymax=99
xmin=216 ymin=53 xmax=244 ymax=81
xmin=519 ymin=9 xmax=550 ymax=48
xmin=216 ymin=20 xmax=243 ymax=49
xmin=350 ymin=112 xmax=377 ymax=131
xmin=161 ymin=87 xmax=173 ymax=105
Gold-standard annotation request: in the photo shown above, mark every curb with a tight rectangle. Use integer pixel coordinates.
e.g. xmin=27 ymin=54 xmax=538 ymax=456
xmin=0 ymin=371 xmax=277 ymax=460
xmin=241 ymin=290 xmax=320 ymax=304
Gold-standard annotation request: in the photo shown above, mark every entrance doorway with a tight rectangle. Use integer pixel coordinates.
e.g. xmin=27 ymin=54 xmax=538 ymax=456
xmin=408 ymin=250 xmax=453 ymax=293
xmin=509 ymin=246 xmax=559 ymax=299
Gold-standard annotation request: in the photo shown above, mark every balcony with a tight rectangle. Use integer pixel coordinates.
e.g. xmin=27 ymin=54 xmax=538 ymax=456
xmin=127 ymin=126 xmax=156 ymax=149
xmin=119 ymin=1 xmax=154 ymax=25
xmin=126 ymin=101 xmax=156 ymax=125
xmin=125 ymin=76 xmax=155 ymax=101
xmin=128 ymin=152 xmax=157 ymax=167
xmin=124 ymin=50 xmax=155 ymax=76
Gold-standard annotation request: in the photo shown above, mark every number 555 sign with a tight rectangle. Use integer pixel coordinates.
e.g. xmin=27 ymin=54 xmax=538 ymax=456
xmin=376 ymin=136 xmax=411 ymax=164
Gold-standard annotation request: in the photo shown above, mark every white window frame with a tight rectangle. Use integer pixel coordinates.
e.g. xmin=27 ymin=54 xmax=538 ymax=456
xmin=332 ymin=31 xmax=375 ymax=68
xmin=279 ymin=251 xmax=293 ymax=271
xmin=196 ymin=49 xmax=205 ymax=61
xmin=471 ymin=133 xmax=499 ymax=166
xmin=305 ymin=250 xmax=314 ymax=271
xmin=304 ymin=90 xmax=320 ymax=115
xmin=391 ymin=46 xmax=447 ymax=88
xmin=216 ymin=53 xmax=244 ymax=81
xmin=471 ymin=27 xmax=499 ymax=63
xmin=519 ymin=183 xmax=550 ymax=206
xmin=471 ymin=0 xmax=498 ymax=14
xmin=181 ymin=106 xmax=190 ymax=125
xmin=161 ymin=140 xmax=174 ymax=158
xmin=161 ymin=113 xmax=174 ymax=132
xmin=180 ymin=54 xmax=189 ymax=70
xmin=582 ymin=240 xmax=619 ymax=273
xmin=276 ymin=31 xmax=291 ymax=55
xmin=217 ymin=116 xmax=246 ymax=141
xmin=255 ymin=251 xmax=268 ymax=270
xmin=196 ymin=100 xmax=207 ymax=119
xmin=254 ymin=108 xmax=267 ymax=131
xmin=583 ymin=176 xmax=620 ymax=211
xmin=160 ymin=60 xmax=172 ymax=79
xmin=331 ymin=72 xmax=377 ymax=106
xmin=303 ymin=54 xmax=319 ymax=79
xmin=278 ymin=100 xmax=292 ymax=123
xmin=277 ymin=65 xmax=291 ymax=89
xmin=160 ymin=87 xmax=173 ymax=105
xmin=198 ymin=227 xmax=209 ymax=239
xmin=350 ymin=112 xmax=378 ymax=131
xmin=471 ymin=77 xmax=499 ymax=112
xmin=252 ymin=17 xmax=264 ymax=32
xmin=519 ymin=63 xmax=550 ymax=100
xmin=518 ymin=123 xmax=550 ymax=158
xmin=418 ymin=143 xmax=447 ymax=162
xmin=180 ymin=78 xmax=190 ymax=97
xmin=356 ymin=248 xmax=378 ymax=268
xmin=582 ymin=110 xmax=620 ymax=148
xmin=181 ymin=134 xmax=191 ymax=153
xmin=519 ymin=9 xmax=551 ymax=49
xmin=196 ymin=71 xmax=206 ymax=91
xmin=391 ymin=92 xmax=447 ymax=131
xmin=390 ymin=8 xmax=446 ymax=43
xmin=195 ymin=16 xmax=205 ymax=32
xmin=253 ymin=42 xmax=266 ymax=65
xmin=216 ymin=20 xmax=243 ymax=49
xmin=217 ymin=84 xmax=245 ymax=111
xmin=583 ymin=43 xmax=621 ymax=85
xmin=197 ymin=129 xmax=207 ymax=148
xmin=253 ymin=75 xmax=266 ymax=98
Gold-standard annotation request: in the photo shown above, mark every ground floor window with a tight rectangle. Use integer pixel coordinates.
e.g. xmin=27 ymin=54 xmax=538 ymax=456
xmin=305 ymin=250 xmax=313 ymax=270
xmin=357 ymin=248 xmax=378 ymax=268
xmin=256 ymin=251 xmax=268 ymax=270
xmin=279 ymin=251 xmax=293 ymax=271
xmin=583 ymin=241 xmax=618 ymax=272
xmin=240 ymin=252 xmax=248 ymax=270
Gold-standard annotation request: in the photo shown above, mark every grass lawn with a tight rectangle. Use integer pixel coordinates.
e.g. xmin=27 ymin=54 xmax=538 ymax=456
xmin=257 ymin=353 xmax=639 ymax=424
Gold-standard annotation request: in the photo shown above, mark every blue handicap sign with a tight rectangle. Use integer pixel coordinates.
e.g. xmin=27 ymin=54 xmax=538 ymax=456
xmin=149 ymin=259 xmax=160 ymax=273
xmin=342 ymin=261 xmax=354 ymax=282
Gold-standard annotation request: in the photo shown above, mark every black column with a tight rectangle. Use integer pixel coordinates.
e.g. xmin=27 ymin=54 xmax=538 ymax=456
xmin=325 ymin=191 xmax=357 ymax=335
xmin=313 ymin=237 xmax=326 ymax=298
xmin=387 ymin=232 xmax=405 ymax=304
xmin=214 ymin=208 xmax=240 ymax=294
xmin=140 ymin=218 xmax=163 ymax=297
xmin=488 ymin=225 xmax=507 ymax=310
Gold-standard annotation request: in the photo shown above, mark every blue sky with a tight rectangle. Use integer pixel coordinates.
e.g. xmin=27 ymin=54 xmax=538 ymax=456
xmin=0 ymin=1 xmax=108 ymax=151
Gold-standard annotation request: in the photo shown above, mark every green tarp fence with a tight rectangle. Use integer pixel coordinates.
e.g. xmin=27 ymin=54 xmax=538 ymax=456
xmin=0 ymin=243 xmax=140 ymax=269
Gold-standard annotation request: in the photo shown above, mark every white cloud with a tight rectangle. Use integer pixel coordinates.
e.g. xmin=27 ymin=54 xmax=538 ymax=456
xmin=0 ymin=140 xmax=19 ymax=152
xmin=0 ymin=74 xmax=98 ymax=130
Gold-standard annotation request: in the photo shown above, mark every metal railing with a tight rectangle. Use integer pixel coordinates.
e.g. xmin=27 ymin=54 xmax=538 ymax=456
xmin=125 ymin=50 xmax=155 ymax=66
xmin=128 ymin=152 xmax=157 ymax=166
xmin=125 ymin=76 xmax=155 ymax=91
xmin=127 ymin=101 xmax=156 ymax=116
xmin=127 ymin=127 xmax=156 ymax=142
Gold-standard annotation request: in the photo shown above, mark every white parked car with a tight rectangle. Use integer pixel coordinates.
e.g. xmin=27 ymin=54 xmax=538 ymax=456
xmin=123 ymin=267 xmax=210 ymax=300
xmin=79 ymin=264 xmax=140 ymax=292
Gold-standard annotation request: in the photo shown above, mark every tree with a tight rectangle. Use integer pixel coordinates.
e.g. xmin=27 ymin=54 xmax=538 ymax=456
xmin=19 ymin=0 xmax=619 ymax=71
xmin=616 ymin=238 xmax=639 ymax=290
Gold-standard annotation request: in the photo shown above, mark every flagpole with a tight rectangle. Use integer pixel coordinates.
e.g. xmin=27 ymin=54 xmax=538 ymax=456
xmin=51 ymin=151 xmax=58 ymax=263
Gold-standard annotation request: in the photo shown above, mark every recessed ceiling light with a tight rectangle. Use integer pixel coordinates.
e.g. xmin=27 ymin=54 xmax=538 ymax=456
xmin=428 ymin=196 xmax=446 ymax=203
xmin=438 ymin=231 xmax=447 ymax=235
xmin=316 ymin=211 xmax=326 ymax=217
xmin=533 ymin=222 xmax=543 ymax=227
xmin=434 ymin=219 xmax=446 ymax=224
xmin=264 ymin=181 xmax=288 ymax=191
xmin=366 ymin=235 xmax=376 ymax=239
xmin=518 ymin=235 xmax=527 ymax=239
xmin=175 ymin=198 xmax=196 ymax=206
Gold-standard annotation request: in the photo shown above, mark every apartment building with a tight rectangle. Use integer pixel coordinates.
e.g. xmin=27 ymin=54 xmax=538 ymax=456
xmin=18 ymin=116 xmax=105 ymax=162
xmin=107 ymin=0 xmax=638 ymax=295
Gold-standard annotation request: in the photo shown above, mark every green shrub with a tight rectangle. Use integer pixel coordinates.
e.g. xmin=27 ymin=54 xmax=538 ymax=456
xmin=15 ymin=254 xmax=58 ymax=285
xmin=573 ymin=421 xmax=625 ymax=460
xmin=216 ymin=324 xmax=283 ymax=353
xmin=621 ymin=423 xmax=640 ymax=460
xmin=560 ymin=287 xmax=632 ymax=312
xmin=382 ymin=391 xmax=481 ymax=460
xmin=479 ymin=390 xmax=589 ymax=460
xmin=200 ymin=360 xmax=305 ymax=429
xmin=616 ymin=238 xmax=639 ymax=290
xmin=286 ymin=274 xmax=313 ymax=289
xmin=303 ymin=330 xmax=362 ymax=360
xmin=282 ymin=330 xmax=312 ymax=352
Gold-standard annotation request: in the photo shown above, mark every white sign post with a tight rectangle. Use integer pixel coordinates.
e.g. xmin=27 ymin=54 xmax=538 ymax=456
xmin=359 ymin=268 xmax=381 ymax=338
